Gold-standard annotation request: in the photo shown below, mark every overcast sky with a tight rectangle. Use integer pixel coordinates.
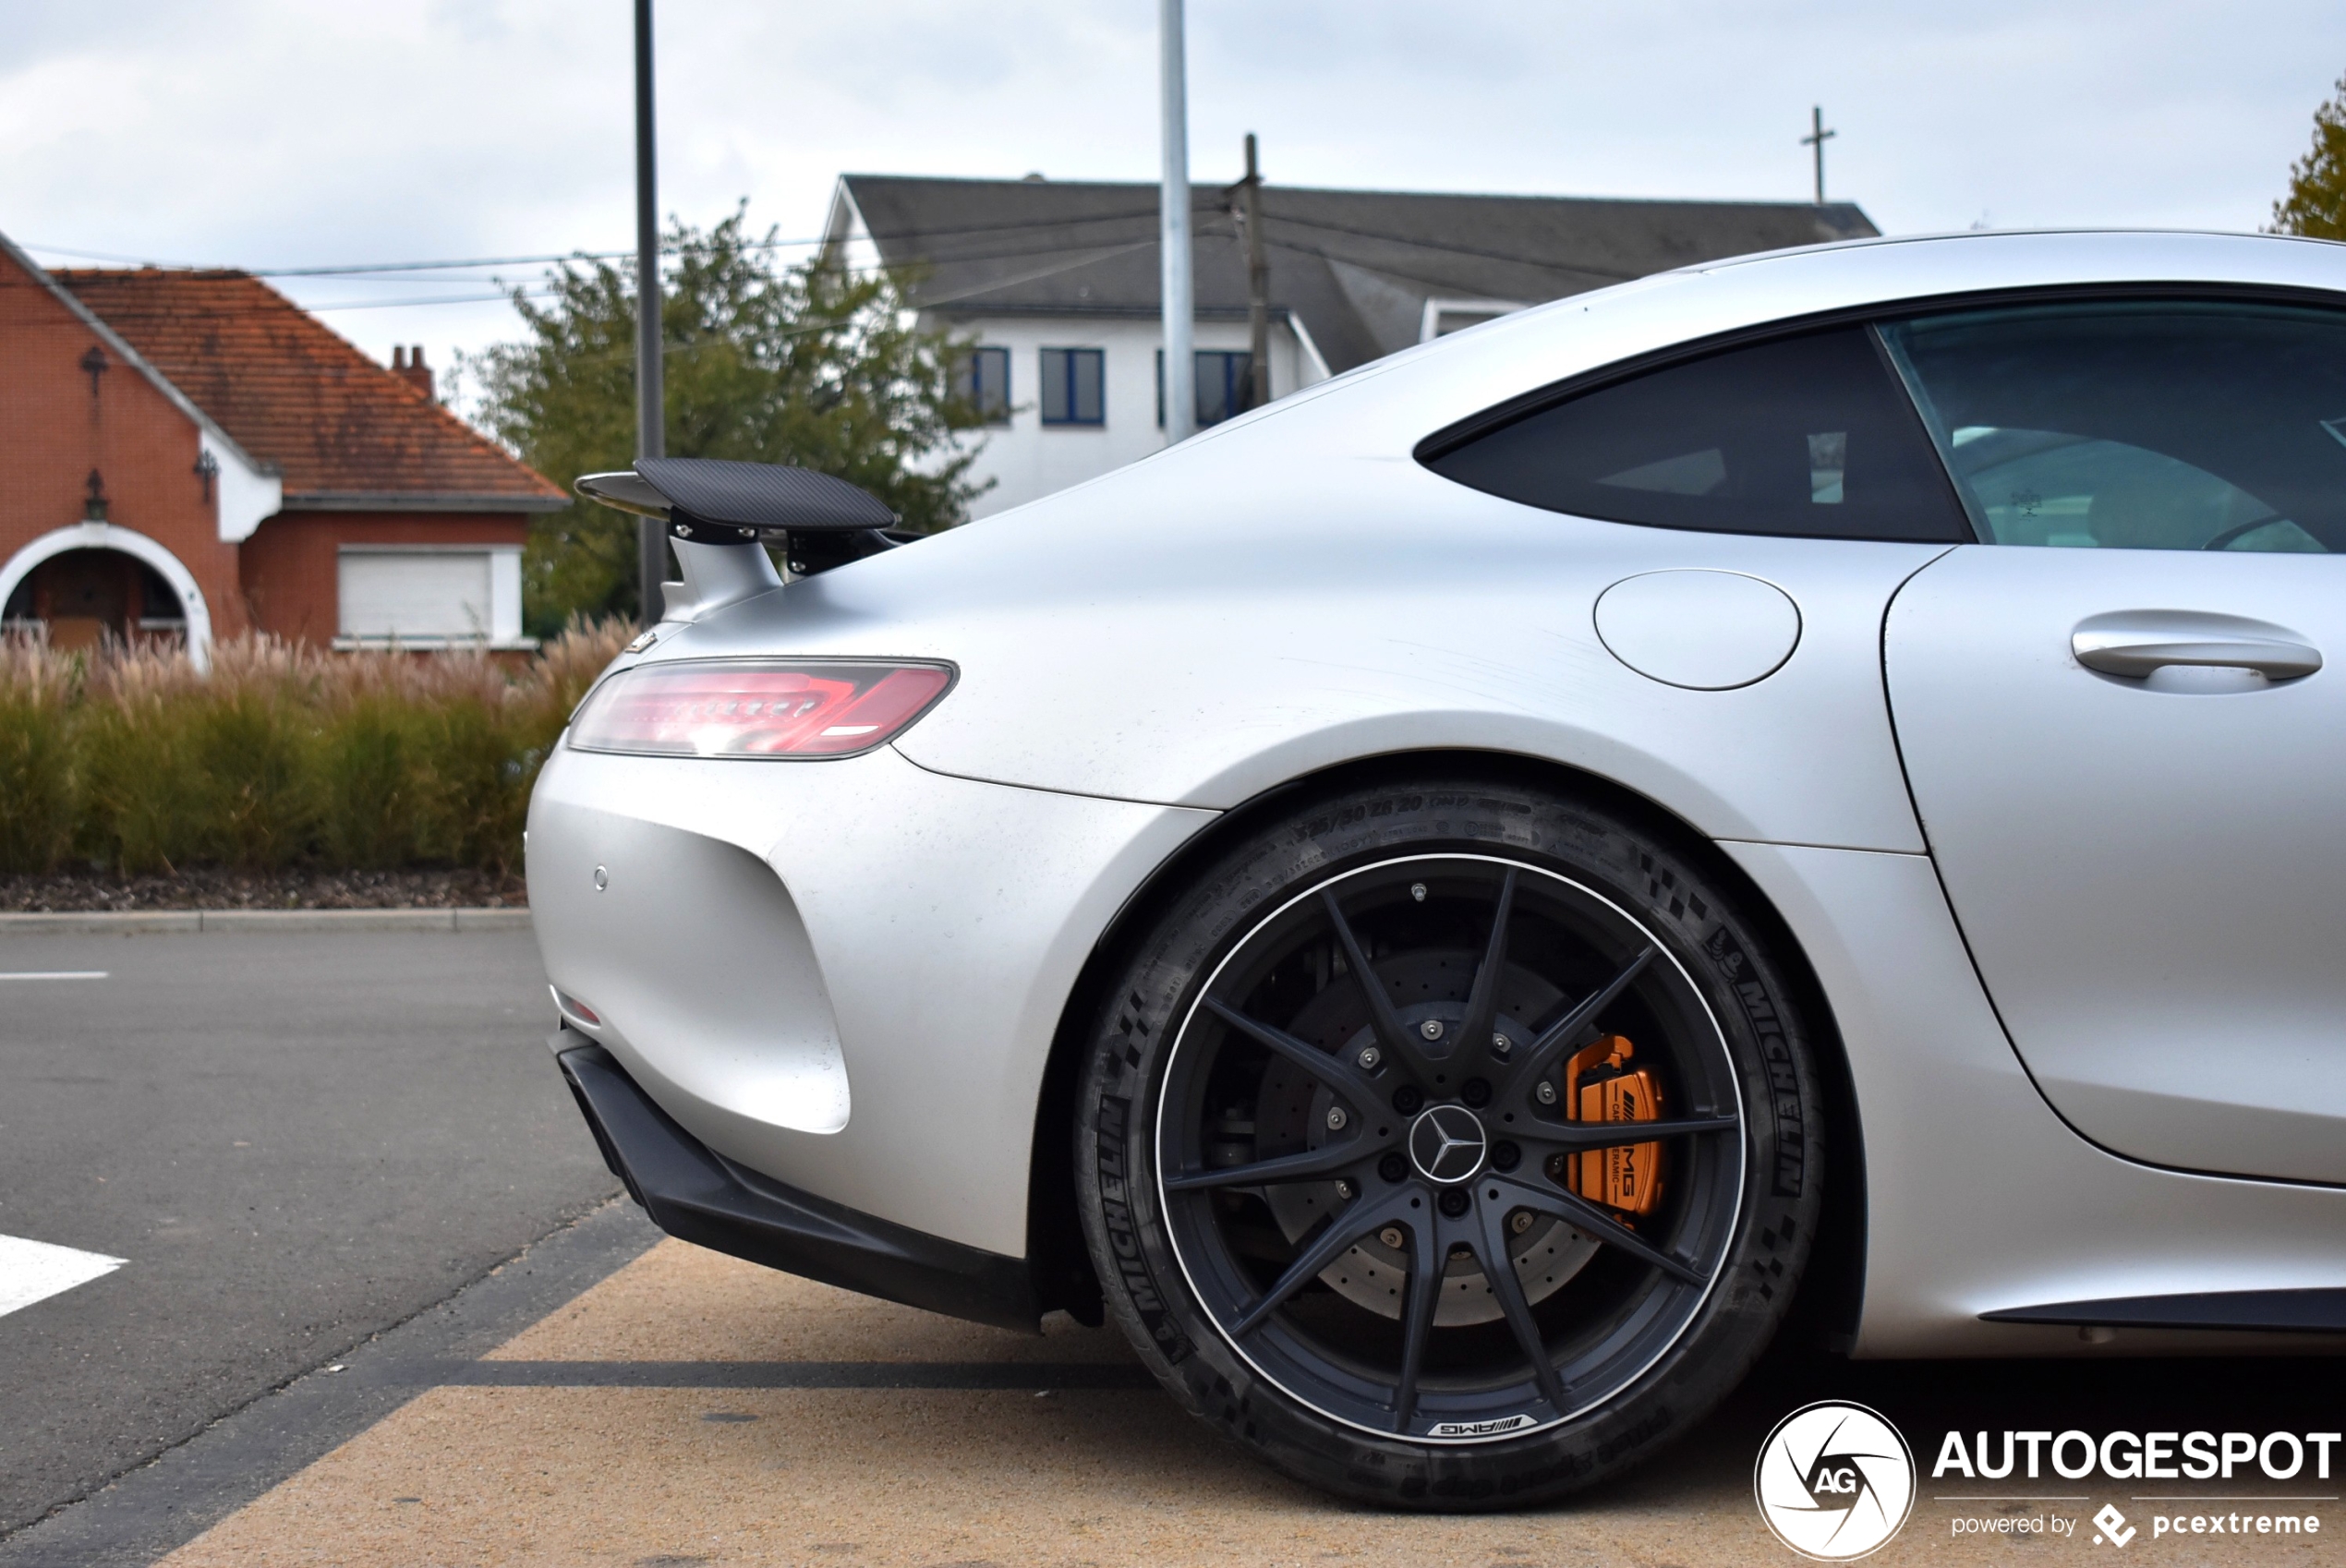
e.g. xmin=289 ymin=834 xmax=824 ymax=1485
xmin=3 ymin=0 xmax=2339 ymax=388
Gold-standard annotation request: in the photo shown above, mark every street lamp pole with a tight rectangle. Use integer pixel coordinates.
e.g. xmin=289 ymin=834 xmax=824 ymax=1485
xmin=1159 ymin=0 xmax=1195 ymax=444
xmin=634 ymin=0 xmax=666 ymax=622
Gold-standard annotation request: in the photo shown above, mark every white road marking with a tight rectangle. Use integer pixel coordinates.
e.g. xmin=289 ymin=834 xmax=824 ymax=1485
xmin=0 ymin=971 xmax=109 ymax=981
xmin=0 ymin=1235 xmax=127 ymax=1319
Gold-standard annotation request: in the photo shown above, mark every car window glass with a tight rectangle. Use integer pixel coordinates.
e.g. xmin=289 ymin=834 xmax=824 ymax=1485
xmin=1880 ymin=302 xmax=2346 ymax=552
xmin=1421 ymin=326 xmax=1969 ymax=542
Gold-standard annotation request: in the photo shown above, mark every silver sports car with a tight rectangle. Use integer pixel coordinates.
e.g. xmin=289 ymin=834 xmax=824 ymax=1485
xmin=531 ymin=229 xmax=2346 ymax=1508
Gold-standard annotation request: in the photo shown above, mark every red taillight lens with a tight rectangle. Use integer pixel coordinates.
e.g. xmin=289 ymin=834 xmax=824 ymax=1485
xmin=567 ymin=660 xmax=953 ymax=758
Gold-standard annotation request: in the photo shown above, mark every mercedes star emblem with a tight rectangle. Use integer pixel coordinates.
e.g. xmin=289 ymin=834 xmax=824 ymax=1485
xmin=1408 ymin=1103 xmax=1489 ymax=1185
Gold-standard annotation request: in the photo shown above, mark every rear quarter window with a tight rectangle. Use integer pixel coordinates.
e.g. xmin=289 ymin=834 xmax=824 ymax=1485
xmin=1420 ymin=325 xmax=1971 ymax=543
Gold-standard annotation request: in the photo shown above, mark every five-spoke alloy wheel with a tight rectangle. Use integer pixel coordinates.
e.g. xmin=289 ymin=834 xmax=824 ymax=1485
xmin=1078 ymin=778 xmax=1824 ymax=1507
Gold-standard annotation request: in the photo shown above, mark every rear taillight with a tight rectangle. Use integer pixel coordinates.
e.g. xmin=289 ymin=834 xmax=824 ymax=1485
xmin=566 ymin=660 xmax=953 ymax=758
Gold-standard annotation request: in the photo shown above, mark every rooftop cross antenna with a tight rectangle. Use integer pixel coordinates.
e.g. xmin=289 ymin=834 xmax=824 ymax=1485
xmin=1801 ymin=105 xmax=1837 ymax=206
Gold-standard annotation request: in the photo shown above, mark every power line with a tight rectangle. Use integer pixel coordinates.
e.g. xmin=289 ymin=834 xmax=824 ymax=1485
xmin=17 ymin=206 xmax=1169 ymax=282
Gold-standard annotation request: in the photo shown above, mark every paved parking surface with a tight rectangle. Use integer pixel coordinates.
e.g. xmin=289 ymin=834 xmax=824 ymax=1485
xmin=127 ymin=1236 xmax=2346 ymax=1567
xmin=8 ymin=930 xmax=2346 ymax=1566
xmin=0 ymin=928 xmax=618 ymax=1538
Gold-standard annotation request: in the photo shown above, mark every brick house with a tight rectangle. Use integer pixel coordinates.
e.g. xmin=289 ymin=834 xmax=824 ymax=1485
xmin=0 ymin=231 xmax=563 ymax=668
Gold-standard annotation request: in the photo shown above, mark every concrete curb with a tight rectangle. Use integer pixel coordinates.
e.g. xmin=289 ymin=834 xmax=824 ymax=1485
xmin=0 ymin=907 xmax=529 ymax=935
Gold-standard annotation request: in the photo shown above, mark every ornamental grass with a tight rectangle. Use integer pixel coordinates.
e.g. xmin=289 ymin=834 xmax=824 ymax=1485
xmin=0 ymin=621 xmax=631 ymax=877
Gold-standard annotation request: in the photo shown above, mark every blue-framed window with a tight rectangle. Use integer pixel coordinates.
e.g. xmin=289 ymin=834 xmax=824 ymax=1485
xmin=1039 ymin=347 xmax=1105 ymax=426
xmin=960 ymin=345 xmax=1010 ymax=424
xmin=1156 ymin=349 xmax=1257 ymax=428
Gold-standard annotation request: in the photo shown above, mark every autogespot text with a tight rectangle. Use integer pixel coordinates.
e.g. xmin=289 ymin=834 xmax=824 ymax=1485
xmin=1933 ymin=1429 xmax=2341 ymax=1480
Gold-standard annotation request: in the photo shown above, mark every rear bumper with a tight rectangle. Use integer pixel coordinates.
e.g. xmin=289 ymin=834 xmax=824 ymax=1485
xmin=557 ymin=1032 xmax=1040 ymax=1332
xmin=526 ymin=742 xmax=1213 ymax=1258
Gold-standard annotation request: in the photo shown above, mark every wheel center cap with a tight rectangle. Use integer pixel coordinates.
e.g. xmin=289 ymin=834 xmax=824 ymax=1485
xmin=1408 ymin=1104 xmax=1488 ymax=1185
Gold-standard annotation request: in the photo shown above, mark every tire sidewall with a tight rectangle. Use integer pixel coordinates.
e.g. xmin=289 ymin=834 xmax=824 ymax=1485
xmin=1074 ymin=776 xmax=1824 ymax=1508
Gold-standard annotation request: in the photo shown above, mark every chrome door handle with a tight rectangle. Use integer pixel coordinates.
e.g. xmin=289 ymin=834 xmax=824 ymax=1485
xmin=2072 ymin=611 xmax=2322 ymax=681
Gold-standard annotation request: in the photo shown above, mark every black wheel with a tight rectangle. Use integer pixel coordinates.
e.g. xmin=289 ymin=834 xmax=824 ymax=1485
xmin=1074 ymin=776 xmax=1823 ymax=1507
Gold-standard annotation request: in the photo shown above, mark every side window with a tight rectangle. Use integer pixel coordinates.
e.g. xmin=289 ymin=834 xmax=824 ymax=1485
xmin=1880 ymin=302 xmax=2346 ymax=552
xmin=1421 ymin=327 xmax=1969 ymax=542
xmin=1040 ymin=347 xmax=1106 ymax=427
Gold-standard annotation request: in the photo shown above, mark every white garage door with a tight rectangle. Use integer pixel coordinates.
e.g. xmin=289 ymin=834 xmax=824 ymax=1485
xmin=337 ymin=549 xmax=500 ymax=643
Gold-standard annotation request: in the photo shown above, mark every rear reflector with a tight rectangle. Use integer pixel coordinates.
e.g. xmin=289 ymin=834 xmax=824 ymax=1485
xmin=567 ymin=660 xmax=953 ymax=758
xmin=550 ymin=986 xmax=601 ymax=1026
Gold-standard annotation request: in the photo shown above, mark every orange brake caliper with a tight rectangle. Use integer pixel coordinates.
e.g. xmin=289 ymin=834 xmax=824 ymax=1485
xmin=1562 ymin=1034 xmax=1664 ymax=1217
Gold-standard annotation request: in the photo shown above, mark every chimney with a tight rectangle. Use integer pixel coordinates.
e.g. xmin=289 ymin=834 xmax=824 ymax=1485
xmin=394 ymin=344 xmax=434 ymax=401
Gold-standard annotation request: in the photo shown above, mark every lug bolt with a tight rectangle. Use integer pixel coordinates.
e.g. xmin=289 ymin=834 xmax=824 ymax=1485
xmin=1492 ymin=1032 xmax=1510 ymax=1055
xmin=1438 ymin=1189 xmax=1471 ymax=1218
xmin=1491 ymin=1140 xmax=1521 ymax=1171
xmin=1326 ymin=1105 xmax=1349 ymax=1131
xmin=1420 ymin=1019 xmax=1445 ymax=1042
xmin=1410 ymin=882 xmax=1428 ymax=902
xmin=1535 ymin=1080 xmax=1558 ymax=1106
xmin=1379 ymin=1226 xmax=1405 ymax=1250
xmin=1378 ymin=1152 xmax=1409 ymax=1183
xmin=1393 ymin=1085 xmax=1424 ymax=1116
xmin=1358 ymin=1045 xmax=1382 ymax=1071
xmin=1461 ymin=1077 xmax=1492 ymax=1108
xmin=1511 ymin=1210 xmax=1534 ymax=1236
xmin=1335 ymin=1179 xmax=1355 ymax=1200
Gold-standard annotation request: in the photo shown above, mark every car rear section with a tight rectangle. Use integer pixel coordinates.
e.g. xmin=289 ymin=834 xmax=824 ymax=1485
xmin=527 ymin=664 xmax=1213 ymax=1326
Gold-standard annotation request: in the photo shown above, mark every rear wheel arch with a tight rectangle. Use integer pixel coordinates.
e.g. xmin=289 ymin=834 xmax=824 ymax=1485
xmin=1025 ymin=747 xmax=1866 ymax=1348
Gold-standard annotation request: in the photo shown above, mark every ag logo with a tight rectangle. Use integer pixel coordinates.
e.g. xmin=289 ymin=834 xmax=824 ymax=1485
xmin=1753 ymin=1401 xmax=1916 ymax=1561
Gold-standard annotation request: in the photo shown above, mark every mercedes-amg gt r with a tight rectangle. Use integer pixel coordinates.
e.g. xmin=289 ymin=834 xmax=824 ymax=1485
xmin=532 ymin=229 xmax=2346 ymax=1508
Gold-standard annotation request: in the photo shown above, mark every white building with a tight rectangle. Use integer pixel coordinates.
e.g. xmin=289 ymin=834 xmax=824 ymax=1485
xmin=823 ymin=175 xmax=1877 ymax=519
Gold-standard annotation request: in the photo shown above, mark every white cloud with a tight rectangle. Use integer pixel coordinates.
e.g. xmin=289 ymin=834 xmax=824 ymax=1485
xmin=0 ymin=0 xmax=2335 ymax=373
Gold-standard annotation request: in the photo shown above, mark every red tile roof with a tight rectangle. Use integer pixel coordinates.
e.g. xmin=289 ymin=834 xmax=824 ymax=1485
xmin=54 ymin=269 xmax=564 ymax=508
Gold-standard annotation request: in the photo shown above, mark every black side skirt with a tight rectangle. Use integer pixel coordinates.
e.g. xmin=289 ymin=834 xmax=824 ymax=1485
xmin=1983 ymin=1288 xmax=2346 ymax=1334
xmin=556 ymin=1036 xmax=1039 ymax=1333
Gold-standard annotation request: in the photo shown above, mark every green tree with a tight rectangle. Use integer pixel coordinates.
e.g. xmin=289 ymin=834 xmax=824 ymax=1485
xmin=2274 ymin=72 xmax=2346 ymax=239
xmin=465 ymin=208 xmax=990 ymax=633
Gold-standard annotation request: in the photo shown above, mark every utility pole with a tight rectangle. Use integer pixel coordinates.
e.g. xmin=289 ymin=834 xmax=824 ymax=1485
xmin=1159 ymin=0 xmax=1195 ymax=444
xmin=634 ymin=0 xmax=666 ymax=621
xmin=1801 ymin=105 xmax=1836 ymax=206
xmin=1240 ymin=133 xmax=1269 ymax=412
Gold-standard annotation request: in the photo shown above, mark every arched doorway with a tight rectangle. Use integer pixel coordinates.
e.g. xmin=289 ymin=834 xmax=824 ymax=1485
xmin=0 ymin=523 xmax=215 ymax=671
xmin=3 ymin=549 xmax=187 ymax=652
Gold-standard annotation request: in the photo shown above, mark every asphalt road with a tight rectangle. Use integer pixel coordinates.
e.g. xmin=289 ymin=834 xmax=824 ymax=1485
xmin=0 ymin=927 xmax=618 ymax=1537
